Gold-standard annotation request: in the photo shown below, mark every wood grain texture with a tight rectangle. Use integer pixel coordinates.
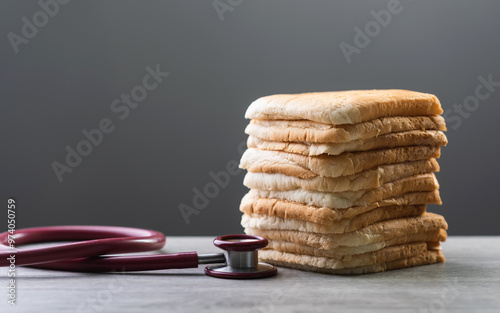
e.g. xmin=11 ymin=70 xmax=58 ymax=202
xmin=0 ymin=237 xmax=499 ymax=313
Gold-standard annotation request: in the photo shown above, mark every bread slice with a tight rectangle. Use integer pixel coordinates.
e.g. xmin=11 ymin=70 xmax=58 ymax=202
xmin=240 ymin=146 xmax=441 ymax=178
xmin=265 ymin=235 xmax=446 ymax=257
xmin=243 ymin=159 xmax=440 ymax=192
xmin=245 ymin=212 xmax=448 ymax=249
xmin=247 ymin=130 xmax=447 ymax=156
xmin=240 ymin=191 xmax=441 ymax=224
xmin=251 ymin=173 xmax=439 ymax=209
xmin=241 ymin=204 xmax=426 ymax=234
xmin=245 ymin=90 xmax=443 ymax=125
xmin=258 ymin=247 xmax=445 ymax=274
xmin=245 ymin=116 xmax=447 ymax=143
xmin=260 ymin=241 xmax=433 ymax=268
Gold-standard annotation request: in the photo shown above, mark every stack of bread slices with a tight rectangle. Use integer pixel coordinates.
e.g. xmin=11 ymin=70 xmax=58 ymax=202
xmin=239 ymin=90 xmax=448 ymax=274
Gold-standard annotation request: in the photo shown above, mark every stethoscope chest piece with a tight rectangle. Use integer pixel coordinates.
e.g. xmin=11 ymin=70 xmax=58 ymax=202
xmin=204 ymin=234 xmax=277 ymax=279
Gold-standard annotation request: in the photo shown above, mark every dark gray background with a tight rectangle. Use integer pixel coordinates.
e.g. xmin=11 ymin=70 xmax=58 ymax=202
xmin=1 ymin=0 xmax=499 ymax=236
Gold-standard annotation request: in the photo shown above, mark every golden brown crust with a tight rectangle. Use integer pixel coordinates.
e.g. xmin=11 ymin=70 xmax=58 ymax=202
xmin=266 ymin=229 xmax=447 ymax=256
xmin=247 ymin=130 xmax=447 ymax=156
xmin=251 ymin=173 xmax=440 ymax=209
xmin=259 ymin=248 xmax=445 ymax=274
xmin=240 ymin=191 xmax=441 ymax=224
xmin=246 ymin=116 xmax=447 ymax=143
xmin=244 ymin=212 xmax=448 ymax=249
xmin=264 ymin=242 xmax=429 ymax=269
xmin=245 ymin=90 xmax=443 ymax=125
xmin=274 ymin=240 xmax=426 ymax=260
xmin=243 ymin=159 xmax=440 ymax=192
xmin=241 ymin=204 xmax=426 ymax=234
xmin=240 ymin=146 xmax=441 ymax=178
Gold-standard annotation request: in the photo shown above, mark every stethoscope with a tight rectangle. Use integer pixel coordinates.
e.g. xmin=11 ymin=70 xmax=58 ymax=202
xmin=0 ymin=226 xmax=277 ymax=279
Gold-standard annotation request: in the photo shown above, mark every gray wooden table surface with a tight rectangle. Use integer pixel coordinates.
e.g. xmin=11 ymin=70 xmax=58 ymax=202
xmin=1 ymin=236 xmax=499 ymax=313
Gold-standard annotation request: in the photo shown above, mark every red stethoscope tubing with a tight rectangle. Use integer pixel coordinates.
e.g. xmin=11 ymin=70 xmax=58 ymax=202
xmin=0 ymin=226 xmax=199 ymax=272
